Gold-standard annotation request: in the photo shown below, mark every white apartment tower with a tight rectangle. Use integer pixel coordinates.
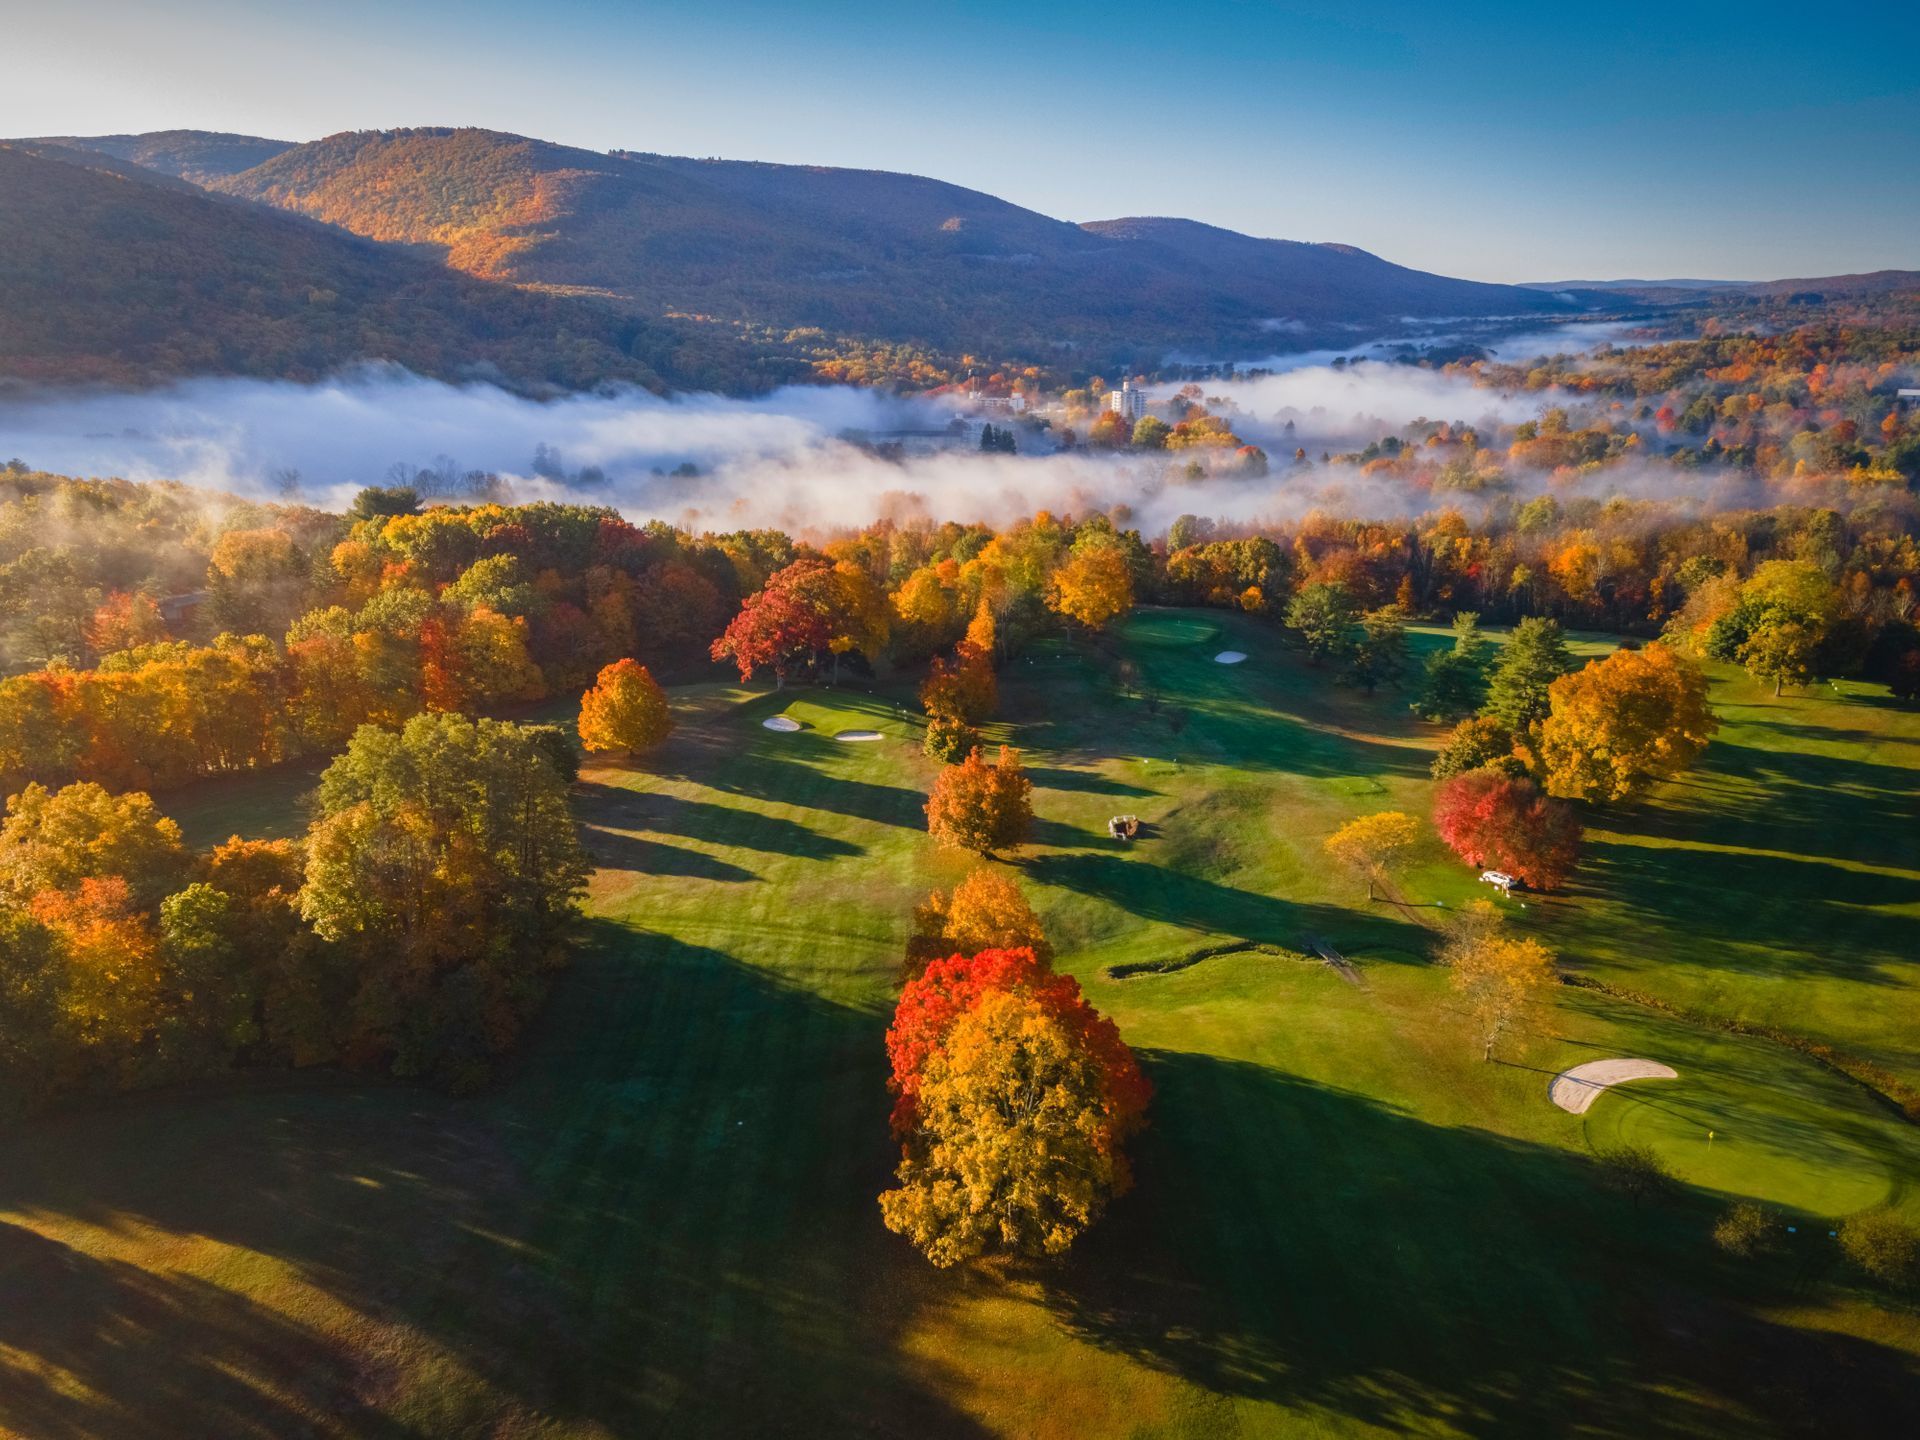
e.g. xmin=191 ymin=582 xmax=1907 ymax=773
xmin=1108 ymin=379 xmax=1146 ymax=422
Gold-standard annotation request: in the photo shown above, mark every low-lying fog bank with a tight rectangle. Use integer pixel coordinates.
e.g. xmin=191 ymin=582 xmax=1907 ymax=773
xmin=0 ymin=327 xmax=1773 ymax=538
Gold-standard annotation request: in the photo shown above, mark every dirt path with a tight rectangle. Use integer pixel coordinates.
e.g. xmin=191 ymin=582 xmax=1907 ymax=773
xmin=1303 ymin=936 xmax=1366 ymax=988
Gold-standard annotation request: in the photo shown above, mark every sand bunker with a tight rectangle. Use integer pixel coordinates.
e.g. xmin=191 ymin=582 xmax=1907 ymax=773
xmin=762 ymin=716 xmax=802 ymax=732
xmin=1215 ymin=651 xmax=1248 ymax=665
xmin=833 ymin=729 xmax=883 ymax=742
xmin=1549 ymin=1059 xmax=1678 ymax=1115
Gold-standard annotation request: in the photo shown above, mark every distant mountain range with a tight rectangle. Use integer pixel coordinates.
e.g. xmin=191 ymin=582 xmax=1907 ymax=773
xmin=6 ymin=125 xmax=1918 ymax=392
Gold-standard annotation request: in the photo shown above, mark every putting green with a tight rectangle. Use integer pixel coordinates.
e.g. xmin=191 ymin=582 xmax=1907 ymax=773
xmin=1582 ymin=1071 xmax=1902 ymax=1218
xmin=1121 ymin=612 xmax=1221 ymax=647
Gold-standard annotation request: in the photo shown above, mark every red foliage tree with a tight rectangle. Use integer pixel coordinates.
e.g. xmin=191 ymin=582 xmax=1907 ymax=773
xmin=884 ymin=945 xmax=1151 ymax=1138
xmin=1432 ymin=769 xmax=1581 ymax=890
xmin=709 ymin=558 xmax=836 ymax=686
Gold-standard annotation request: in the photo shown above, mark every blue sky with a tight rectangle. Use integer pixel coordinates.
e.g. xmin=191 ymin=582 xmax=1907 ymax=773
xmin=8 ymin=0 xmax=1917 ymax=282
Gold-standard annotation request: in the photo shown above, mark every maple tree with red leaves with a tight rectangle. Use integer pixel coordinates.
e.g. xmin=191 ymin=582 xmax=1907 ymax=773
xmin=709 ymin=558 xmax=837 ymax=687
xmin=1432 ymin=769 xmax=1581 ymax=891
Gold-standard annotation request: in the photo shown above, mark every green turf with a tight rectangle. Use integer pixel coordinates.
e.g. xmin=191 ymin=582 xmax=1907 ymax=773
xmin=0 ymin=609 xmax=1916 ymax=1438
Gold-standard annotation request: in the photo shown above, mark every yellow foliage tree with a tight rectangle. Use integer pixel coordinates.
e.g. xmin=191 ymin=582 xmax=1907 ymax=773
xmin=1443 ymin=917 xmax=1557 ymax=1062
xmin=577 ymin=659 xmax=673 ymax=759
xmin=1046 ymin=545 xmax=1134 ymax=630
xmin=879 ymin=987 xmax=1126 ymax=1266
xmin=1539 ymin=643 xmax=1716 ymax=802
xmin=1322 ymin=811 xmax=1420 ymax=900
xmin=909 ymin=867 xmax=1051 ymax=967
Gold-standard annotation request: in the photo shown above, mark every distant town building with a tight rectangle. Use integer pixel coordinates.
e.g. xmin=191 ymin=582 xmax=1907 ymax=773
xmin=966 ymin=391 xmax=1029 ymax=416
xmin=1108 ymin=380 xmax=1145 ymax=422
xmin=1899 ymin=388 xmax=1920 ymax=403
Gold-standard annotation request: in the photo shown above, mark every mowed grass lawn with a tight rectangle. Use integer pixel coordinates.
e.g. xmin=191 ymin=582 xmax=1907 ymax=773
xmin=1 ymin=609 xmax=1916 ymax=1438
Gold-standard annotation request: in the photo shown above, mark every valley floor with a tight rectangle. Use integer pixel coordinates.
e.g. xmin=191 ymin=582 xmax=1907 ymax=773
xmin=2 ymin=610 xmax=1917 ymax=1437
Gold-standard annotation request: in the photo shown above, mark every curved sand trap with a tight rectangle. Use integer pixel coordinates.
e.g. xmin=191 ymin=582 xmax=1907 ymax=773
xmin=1549 ymin=1058 xmax=1677 ymax=1115
xmin=1215 ymin=651 xmax=1248 ymax=665
xmin=762 ymin=716 xmax=802 ymax=732
xmin=834 ymin=729 xmax=883 ymax=742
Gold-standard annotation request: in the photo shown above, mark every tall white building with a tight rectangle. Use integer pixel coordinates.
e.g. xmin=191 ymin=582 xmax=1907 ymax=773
xmin=1108 ymin=379 xmax=1145 ymax=422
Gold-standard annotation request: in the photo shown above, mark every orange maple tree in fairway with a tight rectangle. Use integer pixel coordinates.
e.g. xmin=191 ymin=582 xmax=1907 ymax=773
xmin=884 ymin=946 xmax=1149 ymax=1137
xmin=925 ymin=745 xmax=1032 ymax=854
xmin=577 ymin=659 xmax=673 ymax=758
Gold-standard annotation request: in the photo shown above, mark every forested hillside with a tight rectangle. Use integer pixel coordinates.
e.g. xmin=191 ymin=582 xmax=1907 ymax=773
xmin=0 ymin=144 xmax=797 ymax=391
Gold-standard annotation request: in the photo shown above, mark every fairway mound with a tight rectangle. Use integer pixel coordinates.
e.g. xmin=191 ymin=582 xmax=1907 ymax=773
xmin=1550 ymin=1058 xmax=1677 ymax=1115
xmin=833 ymin=729 xmax=883 ymax=742
xmin=1108 ymin=941 xmax=1311 ymax=980
xmin=762 ymin=716 xmax=802 ymax=732
xmin=1214 ymin=650 xmax=1247 ymax=665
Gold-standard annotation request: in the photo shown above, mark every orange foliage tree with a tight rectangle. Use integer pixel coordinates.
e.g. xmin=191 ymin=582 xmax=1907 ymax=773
xmin=577 ymin=659 xmax=673 ymax=758
xmin=907 ymin=866 xmax=1051 ymax=968
xmin=925 ymin=746 xmax=1032 ymax=855
xmin=1539 ymin=643 xmax=1716 ymax=802
xmin=1046 ymin=543 xmax=1134 ymax=630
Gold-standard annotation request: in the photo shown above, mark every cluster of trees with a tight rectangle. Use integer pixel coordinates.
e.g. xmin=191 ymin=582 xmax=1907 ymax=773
xmin=0 ymin=713 xmax=586 ymax=1108
xmin=1446 ymin=622 xmax=1711 ymax=804
xmin=1416 ymin=618 xmax=1716 ymax=880
xmin=0 ymin=488 xmax=773 ymax=794
xmin=1063 ymin=387 xmax=1269 ymax=475
xmin=1247 ymin=496 xmax=1918 ymax=684
xmin=1320 ymin=622 xmax=1715 ymax=897
xmin=883 ymin=869 xmax=1148 ymax=1267
xmin=1466 ymin=322 xmax=1920 ymax=486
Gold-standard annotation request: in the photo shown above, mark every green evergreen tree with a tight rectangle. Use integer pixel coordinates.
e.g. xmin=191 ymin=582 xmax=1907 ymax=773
xmin=1484 ymin=617 xmax=1573 ymax=730
xmin=1344 ymin=609 xmax=1408 ymax=695
xmin=1413 ymin=612 xmax=1491 ymax=721
xmin=1285 ymin=582 xmax=1356 ymax=666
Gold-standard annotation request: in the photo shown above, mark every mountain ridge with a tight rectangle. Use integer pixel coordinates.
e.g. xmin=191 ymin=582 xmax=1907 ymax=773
xmin=123 ymin=125 xmax=1578 ymax=361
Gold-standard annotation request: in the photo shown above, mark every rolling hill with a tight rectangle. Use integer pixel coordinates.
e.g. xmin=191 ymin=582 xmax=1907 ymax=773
xmin=0 ymin=142 xmax=769 ymax=392
xmin=28 ymin=129 xmax=295 ymax=184
xmin=79 ymin=125 xmax=1579 ymax=363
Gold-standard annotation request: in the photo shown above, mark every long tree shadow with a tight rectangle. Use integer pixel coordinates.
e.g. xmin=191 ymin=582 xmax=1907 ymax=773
xmin=1020 ymin=851 xmax=1424 ymax=960
xmin=576 ymin=780 xmax=864 ymax=861
xmin=0 ymin=1224 xmax=411 ymax=1440
xmin=579 ymin=826 xmax=760 ymax=882
xmin=1645 ymin=740 xmax=1920 ymax=869
xmin=0 ymin=927 xmax=991 ymax=1439
xmin=1025 ymin=765 xmax=1161 ymax=798
xmin=1574 ymin=837 xmax=1918 ymax=984
xmin=1038 ymin=1051 xmax=1920 ymax=1437
xmin=1737 ymin=716 xmax=1920 ymax=749
xmin=670 ymin=753 xmax=931 ymax=832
